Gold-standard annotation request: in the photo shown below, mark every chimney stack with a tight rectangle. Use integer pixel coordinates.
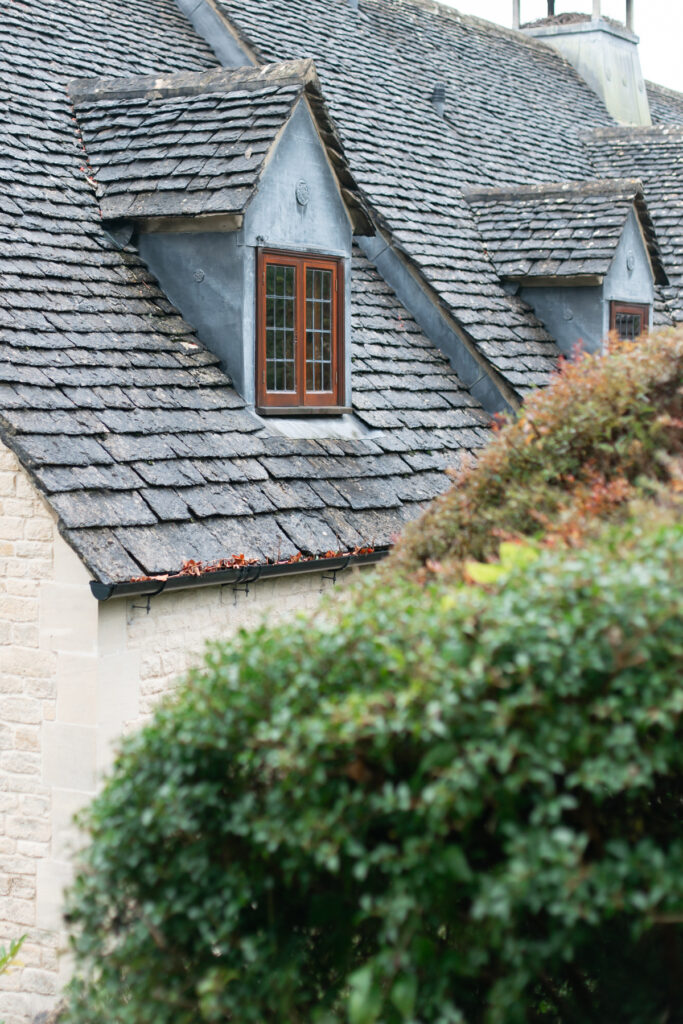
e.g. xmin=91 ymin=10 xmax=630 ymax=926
xmin=348 ymin=0 xmax=359 ymax=10
xmin=520 ymin=1 xmax=650 ymax=126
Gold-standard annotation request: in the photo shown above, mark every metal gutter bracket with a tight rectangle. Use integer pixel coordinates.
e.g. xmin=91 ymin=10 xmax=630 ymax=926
xmin=89 ymin=550 xmax=389 ymax=602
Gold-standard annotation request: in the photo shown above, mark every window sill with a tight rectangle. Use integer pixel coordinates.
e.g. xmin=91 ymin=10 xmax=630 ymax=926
xmin=256 ymin=406 xmax=353 ymax=417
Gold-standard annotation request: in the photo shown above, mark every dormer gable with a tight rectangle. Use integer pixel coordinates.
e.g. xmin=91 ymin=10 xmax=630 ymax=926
xmin=70 ymin=62 xmax=372 ymax=410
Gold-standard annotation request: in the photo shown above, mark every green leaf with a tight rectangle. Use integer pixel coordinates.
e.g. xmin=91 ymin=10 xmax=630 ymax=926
xmin=390 ymin=975 xmax=417 ymax=1019
xmin=498 ymin=542 xmax=539 ymax=570
xmin=348 ymin=966 xmax=383 ymax=1024
xmin=464 ymin=560 xmax=507 ymax=584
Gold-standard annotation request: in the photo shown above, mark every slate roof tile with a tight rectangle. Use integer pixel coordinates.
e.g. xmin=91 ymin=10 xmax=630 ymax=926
xmin=70 ymin=62 xmax=372 ymax=233
xmin=0 ymin=16 xmax=487 ymax=581
xmin=215 ymin=0 xmax=683 ymax=388
xmin=7 ymin=0 xmax=682 ymax=583
xmin=465 ymin=178 xmax=652 ymax=281
xmin=587 ymin=126 xmax=683 ymax=318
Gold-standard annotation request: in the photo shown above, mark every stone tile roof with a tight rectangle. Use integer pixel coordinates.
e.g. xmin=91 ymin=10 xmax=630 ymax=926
xmin=70 ymin=61 xmax=372 ymax=232
xmin=5 ymin=0 xmax=683 ymax=585
xmin=218 ymin=0 xmax=602 ymax=398
xmin=587 ymin=126 xmax=683 ymax=319
xmin=215 ymin=0 xmax=683 ymax=384
xmin=464 ymin=179 xmax=666 ymax=284
xmin=647 ymin=81 xmax=683 ymax=125
xmin=0 ymin=0 xmax=490 ymax=583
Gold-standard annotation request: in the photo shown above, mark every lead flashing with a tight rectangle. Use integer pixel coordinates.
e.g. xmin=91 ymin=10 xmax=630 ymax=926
xmin=174 ymin=0 xmax=258 ymax=68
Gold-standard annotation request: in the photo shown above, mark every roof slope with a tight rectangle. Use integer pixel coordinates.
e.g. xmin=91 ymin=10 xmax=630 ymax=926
xmin=0 ymin=0 xmax=490 ymax=584
xmin=218 ymin=0 xmax=608 ymax=397
xmin=588 ymin=126 xmax=683 ymax=320
xmin=647 ymin=81 xmax=683 ymax=125
xmin=218 ymin=0 xmax=683 ymax=349
xmin=465 ymin=179 xmax=666 ymax=284
xmin=70 ymin=61 xmax=372 ymax=232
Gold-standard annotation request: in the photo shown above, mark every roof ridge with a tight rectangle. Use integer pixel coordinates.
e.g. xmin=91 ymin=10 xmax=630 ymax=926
xmin=646 ymin=79 xmax=683 ymax=101
xmin=463 ymin=177 xmax=644 ymax=204
xmin=365 ymin=0 xmax=617 ymax=64
xmin=587 ymin=124 xmax=683 ymax=140
xmin=68 ymin=59 xmax=319 ymax=106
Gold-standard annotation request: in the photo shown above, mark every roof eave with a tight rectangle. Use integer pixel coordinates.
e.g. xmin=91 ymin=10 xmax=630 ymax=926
xmin=90 ymin=548 xmax=389 ymax=601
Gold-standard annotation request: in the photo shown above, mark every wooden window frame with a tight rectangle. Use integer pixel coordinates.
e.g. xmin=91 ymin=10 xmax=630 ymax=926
xmin=256 ymin=248 xmax=345 ymax=412
xmin=610 ymin=301 xmax=650 ymax=340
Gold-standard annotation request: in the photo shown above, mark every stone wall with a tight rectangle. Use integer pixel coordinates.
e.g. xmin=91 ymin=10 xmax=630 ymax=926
xmin=0 ymin=443 xmax=73 ymax=1024
xmin=0 ymin=441 xmax=349 ymax=1022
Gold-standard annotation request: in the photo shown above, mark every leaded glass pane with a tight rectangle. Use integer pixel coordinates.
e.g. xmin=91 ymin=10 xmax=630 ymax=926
xmin=265 ymin=264 xmax=296 ymax=392
xmin=615 ymin=312 xmax=642 ymax=341
xmin=306 ymin=268 xmax=333 ymax=393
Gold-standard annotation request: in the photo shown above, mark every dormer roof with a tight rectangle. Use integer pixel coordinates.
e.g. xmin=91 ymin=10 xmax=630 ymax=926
xmin=587 ymin=126 xmax=683 ymax=319
xmin=464 ymin=178 xmax=667 ymax=286
xmin=69 ymin=60 xmax=373 ymax=235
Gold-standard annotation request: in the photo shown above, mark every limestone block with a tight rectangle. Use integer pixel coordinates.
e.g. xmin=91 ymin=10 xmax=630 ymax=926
xmin=15 ymin=727 xmax=42 ymax=753
xmin=55 ymin=653 xmax=97 ymax=726
xmin=50 ymin=788 xmax=90 ymax=862
xmin=12 ymin=623 xmax=39 ymax=649
xmin=41 ymin=723 xmax=96 ymax=794
xmin=52 ymin=533 xmax=89 ymax=588
xmin=0 ymin=895 xmax=35 ymax=926
xmin=0 ymin=697 xmax=42 ymax=725
xmin=0 ymin=647 xmax=55 ymax=680
xmin=97 ymin=599 xmax=126 ymax=656
xmin=39 ymin=583 xmax=97 ymax=655
xmin=36 ymin=859 xmax=73 ymax=932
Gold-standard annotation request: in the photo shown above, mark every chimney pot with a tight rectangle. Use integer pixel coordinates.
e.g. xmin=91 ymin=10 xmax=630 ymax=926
xmin=512 ymin=0 xmax=520 ymax=29
xmin=431 ymin=83 xmax=446 ymax=117
xmin=626 ymin=0 xmax=634 ymax=31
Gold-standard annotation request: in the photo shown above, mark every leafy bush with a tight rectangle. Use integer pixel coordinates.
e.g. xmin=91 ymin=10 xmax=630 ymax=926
xmin=62 ymin=517 xmax=683 ymax=1024
xmin=0 ymin=935 xmax=25 ymax=976
xmin=1 ymin=936 xmax=25 ymax=1024
xmin=387 ymin=331 xmax=683 ymax=582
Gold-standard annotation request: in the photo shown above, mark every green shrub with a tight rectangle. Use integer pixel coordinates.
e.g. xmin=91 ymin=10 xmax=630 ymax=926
xmin=1 ymin=936 xmax=26 ymax=1024
xmin=387 ymin=331 xmax=683 ymax=582
xmin=0 ymin=936 xmax=25 ymax=976
xmin=62 ymin=517 xmax=683 ymax=1024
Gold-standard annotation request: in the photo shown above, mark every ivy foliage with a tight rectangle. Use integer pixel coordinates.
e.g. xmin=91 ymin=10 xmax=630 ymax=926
xmin=386 ymin=331 xmax=683 ymax=582
xmin=62 ymin=516 xmax=683 ymax=1024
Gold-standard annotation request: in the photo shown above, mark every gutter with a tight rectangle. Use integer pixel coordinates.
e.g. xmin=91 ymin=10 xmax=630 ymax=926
xmin=90 ymin=549 xmax=389 ymax=602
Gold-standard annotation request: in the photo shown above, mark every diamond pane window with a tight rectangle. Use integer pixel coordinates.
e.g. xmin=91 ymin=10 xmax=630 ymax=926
xmin=258 ymin=250 xmax=344 ymax=410
xmin=610 ymin=302 xmax=649 ymax=342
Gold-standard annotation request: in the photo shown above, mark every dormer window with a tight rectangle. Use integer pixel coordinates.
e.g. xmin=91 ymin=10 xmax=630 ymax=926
xmin=256 ymin=249 xmax=344 ymax=412
xmin=70 ymin=62 xmax=373 ymax=412
xmin=610 ymin=301 xmax=649 ymax=341
xmin=464 ymin=180 xmax=665 ymax=357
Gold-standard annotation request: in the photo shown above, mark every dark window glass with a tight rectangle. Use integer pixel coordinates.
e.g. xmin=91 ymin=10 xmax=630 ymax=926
xmin=265 ymin=264 xmax=296 ymax=392
xmin=610 ymin=302 xmax=649 ymax=343
xmin=614 ymin=312 xmax=643 ymax=341
xmin=306 ymin=268 xmax=333 ymax=393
